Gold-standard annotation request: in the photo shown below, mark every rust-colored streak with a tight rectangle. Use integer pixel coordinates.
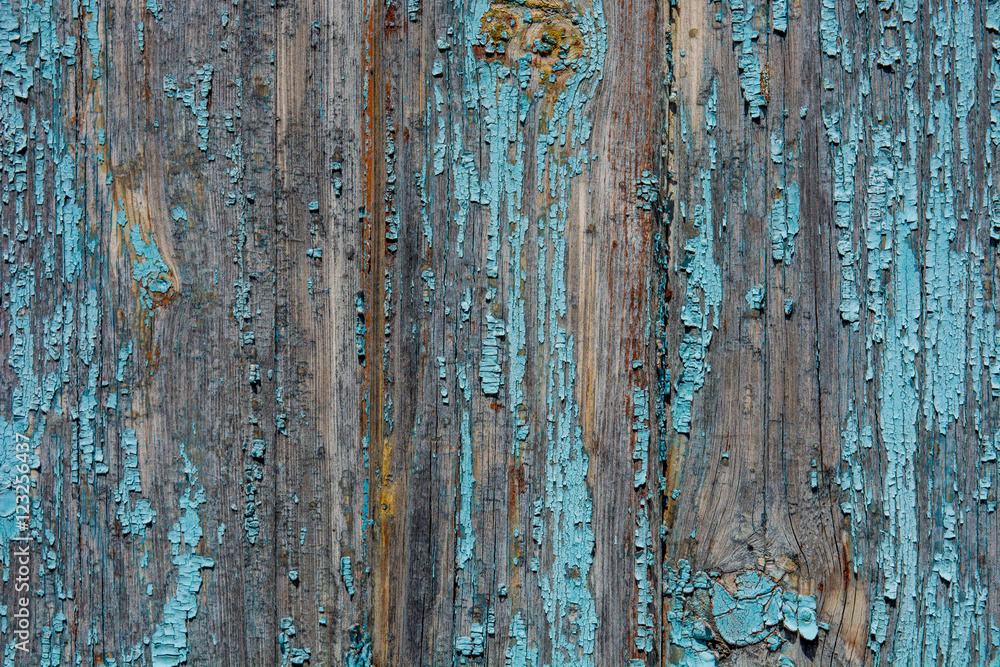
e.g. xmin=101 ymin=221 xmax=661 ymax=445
xmin=361 ymin=0 xmax=398 ymax=659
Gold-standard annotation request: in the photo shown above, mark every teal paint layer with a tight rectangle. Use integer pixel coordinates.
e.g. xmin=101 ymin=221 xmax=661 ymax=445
xmin=0 ymin=419 xmax=32 ymax=569
xmin=632 ymin=387 xmax=649 ymax=488
xmin=113 ymin=429 xmax=157 ymax=537
xmin=150 ymin=446 xmax=214 ymax=666
xmin=664 ymin=561 xmax=820 ymax=664
xmin=127 ymin=216 xmax=173 ymax=310
xmin=768 ymin=129 xmax=800 ymax=264
xmin=731 ymin=0 xmax=766 ymax=118
xmin=823 ymin=106 xmax=860 ymax=324
xmin=634 ymin=502 xmax=654 ymax=652
xmin=458 ymin=0 xmax=607 ymax=661
xmin=827 ymin=0 xmax=998 ymax=661
xmin=675 ymin=80 xmax=721 ymax=434
xmin=340 ymin=556 xmax=355 ymax=595
xmin=163 ymin=65 xmax=214 ymax=152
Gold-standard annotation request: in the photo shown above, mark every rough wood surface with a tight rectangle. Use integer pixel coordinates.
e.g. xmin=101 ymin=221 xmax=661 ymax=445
xmin=1 ymin=0 xmax=999 ymax=664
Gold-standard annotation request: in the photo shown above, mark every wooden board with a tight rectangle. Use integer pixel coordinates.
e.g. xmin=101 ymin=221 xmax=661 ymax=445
xmin=1 ymin=0 xmax=999 ymax=664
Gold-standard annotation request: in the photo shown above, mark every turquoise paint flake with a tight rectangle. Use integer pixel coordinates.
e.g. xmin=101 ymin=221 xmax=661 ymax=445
xmin=74 ymin=288 xmax=103 ymax=479
xmin=163 ymin=64 xmax=214 ymax=151
xmin=663 ymin=561 xmax=717 ymax=666
xmin=243 ymin=450 xmax=264 ymax=543
xmin=635 ymin=170 xmax=658 ymax=210
xmin=355 ymin=293 xmax=367 ymax=365
xmin=341 ymin=556 xmax=355 ymax=595
xmin=128 ymin=221 xmax=173 ymax=309
xmin=112 ymin=429 xmax=157 ymax=537
xmin=384 ymin=120 xmax=400 ymax=251
xmin=828 ymin=4 xmax=996 ymax=661
xmin=675 ymin=81 xmax=722 ymax=434
xmin=634 ymin=504 xmax=654 ymax=652
xmin=415 ymin=160 xmax=433 ymax=258
xmin=344 ymin=626 xmax=372 ymax=667
xmin=278 ymin=618 xmax=312 ymax=666
xmin=116 ymin=340 xmax=134 ymax=382
xmin=0 ymin=419 xmax=33 ymax=568
xmin=455 ymin=622 xmax=484 ymax=657
xmin=632 ymin=387 xmax=649 ymax=488
xmin=451 ymin=139 xmax=481 ymax=259
xmin=539 ymin=330 xmax=599 ymax=664
xmin=819 ymin=0 xmax=839 ymax=56
xmin=769 ymin=182 xmax=800 ymax=263
xmin=145 ymin=0 xmax=163 ymax=21
xmin=921 ymin=0 xmax=974 ymax=436
xmin=731 ymin=0 xmax=766 ymax=117
xmin=666 ymin=564 xmax=819 ymax=663
xmin=249 ymin=438 xmax=265 ymax=459
xmin=433 ymin=112 xmax=446 ymax=175
xmin=82 ymin=0 xmax=101 ymax=78
xmin=745 ymin=284 xmax=765 ymax=311
xmin=863 ymin=102 xmax=923 ymax=666
xmin=824 ymin=108 xmax=860 ymax=323
xmin=419 ymin=267 xmax=434 ymax=304
xmin=456 ymin=406 xmax=475 ymax=570
xmin=711 ymin=572 xmax=783 ymax=646
xmin=479 ymin=315 xmax=505 ymax=395
xmin=150 ymin=446 xmax=214 ymax=666
xmin=772 ymin=0 xmax=788 ymax=33
xmin=504 ymin=612 xmax=538 ymax=667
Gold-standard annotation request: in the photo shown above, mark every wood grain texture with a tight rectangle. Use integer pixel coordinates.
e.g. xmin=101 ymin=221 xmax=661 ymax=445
xmin=1 ymin=0 xmax=999 ymax=664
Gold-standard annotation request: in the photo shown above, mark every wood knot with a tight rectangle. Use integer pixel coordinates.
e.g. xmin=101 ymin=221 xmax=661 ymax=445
xmin=475 ymin=0 xmax=587 ymax=89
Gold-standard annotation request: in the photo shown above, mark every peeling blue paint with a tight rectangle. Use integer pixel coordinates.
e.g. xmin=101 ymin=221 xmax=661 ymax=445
xmin=456 ymin=407 xmax=475 ymax=569
xmin=772 ymin=0 xmax=788 ymax=33
xmin=457 ymin=0 xmax=606 ymax=660
xmin=731 ymin=0 xmax=765 ymax=117
xmin=768 ymin=130 xmax=800 ymax=263
xmin=665 ymin=562 xmax=819 ymax=664
xmin=163 ymin=64 xmax=214 ymax=152
xmin=827 ymin=1 xmax=997 ymax=661
xmin=824 ymin=107 xmax=860 ymax=324
xmin=744 ymin=284 xmax=765 ymax=311
xmin=820 ymin=0 xmax=839 ymax=56
xmin=278 ymin=618 xmax=311 ymax=666
xmin=145 ymin=0 xmax=163 ymax=21
xmin=128 ymin=218 xmax=173 ymax=310
xmin=113 ymin=429 xmax=157 ymax=537
xmin=632 ymin=387 xmax=649 ymax=488
xmin=340 ymin=555 xmax=355 ymax=595
xmin=504 ymin=612 xmax=538 ymax=667
xmin=675 ymin=80 xmax=721 ymax=434
xmin=344 ymin=625 xmax=372 ymax=667
xmin=150 ymin=446 xmax=214 ymax=666
xmin=356 ymin=292 xmax=367 ymax=365
xmin=634 ymin=502 xmax=653 ymax=652
xmin=0 ymin=419 xmax=33 ymax=570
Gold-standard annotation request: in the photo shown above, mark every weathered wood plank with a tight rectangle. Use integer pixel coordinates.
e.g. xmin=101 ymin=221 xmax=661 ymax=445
xmin=663 ymin=0 xmax=1000 ymax=665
